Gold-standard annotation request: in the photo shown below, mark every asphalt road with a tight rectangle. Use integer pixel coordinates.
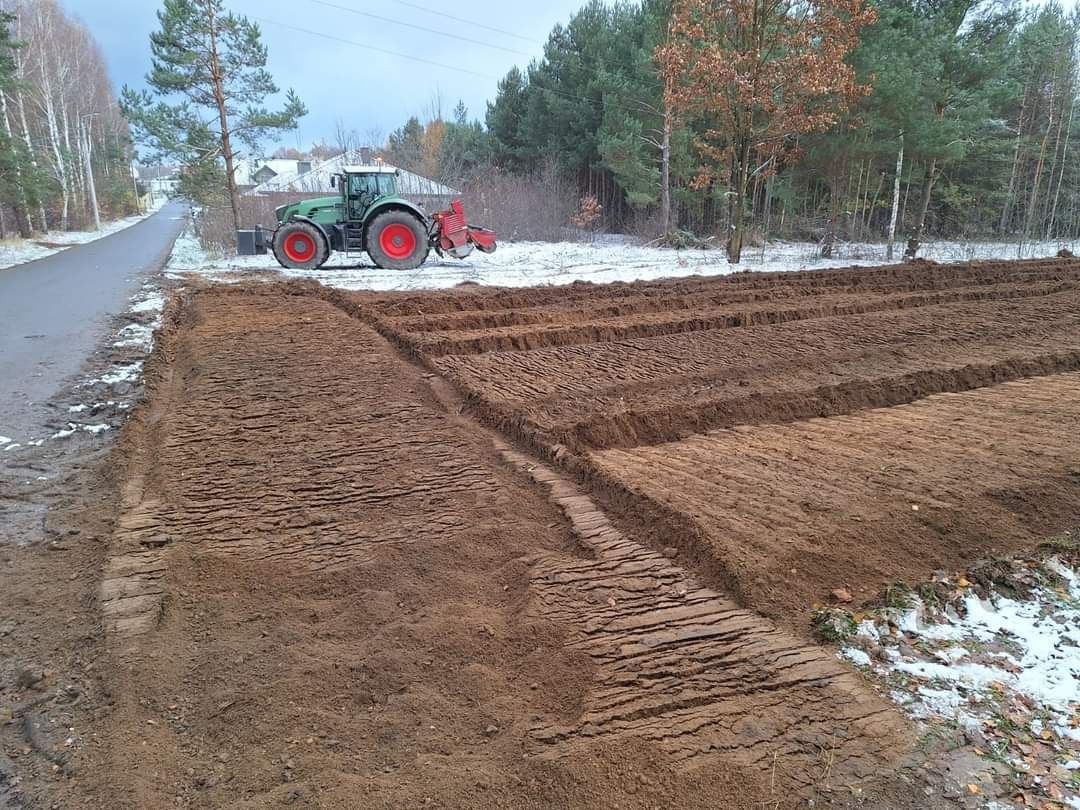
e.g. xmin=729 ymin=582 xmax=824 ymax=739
xmin=0 ymin=201 xmax=188 ymax=443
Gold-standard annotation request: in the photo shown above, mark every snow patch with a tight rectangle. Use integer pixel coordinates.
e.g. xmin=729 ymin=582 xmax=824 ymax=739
xmin=839 ymin=647 xmax=871 ymax=668
xmin=130 ymin=293 xmax=165 ymax=315
xmin=851 ymin=559 xmax=1080 ymax=808
xmin=95 ymin=361 xmax=144 ymax=386
xmin=113 ymin=323 xmax=155 ymax=350
xmin=168 ymin=230 xmax=1080 ymax=291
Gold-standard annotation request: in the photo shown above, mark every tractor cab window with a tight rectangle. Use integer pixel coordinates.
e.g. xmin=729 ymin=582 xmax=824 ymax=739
xmin=347 ymin=173 xmax=397 ymax=198
xmin=346 ymin=173 xmax=397 ymax=220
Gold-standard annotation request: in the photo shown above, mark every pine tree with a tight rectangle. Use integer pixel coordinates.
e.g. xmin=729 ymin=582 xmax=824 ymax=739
xmin=0 ymin=9 xmax=47 ymax=237
xmin=120 ymin=0 xmax=306 ymax=230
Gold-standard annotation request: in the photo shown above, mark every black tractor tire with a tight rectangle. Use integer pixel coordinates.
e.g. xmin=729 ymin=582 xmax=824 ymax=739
xmin=272 ymin=221 xmax=329 ymax=270
xmin=366 ymin=210 xmax=430 ymax=270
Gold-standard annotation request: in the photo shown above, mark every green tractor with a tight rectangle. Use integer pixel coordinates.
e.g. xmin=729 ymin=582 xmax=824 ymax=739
xmin=242 ymin=165 xmax=496 ymax=271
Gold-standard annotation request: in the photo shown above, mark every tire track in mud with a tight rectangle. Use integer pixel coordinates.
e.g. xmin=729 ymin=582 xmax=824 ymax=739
xmin=395 ymin=281 xmax=1080 ymax=356
xmin=367 ymin=256 xmax=1080 ymax=318
xmin=590 ymin=373 xmax=1080 ymax=615
xmin=429 ymin=289 xmax=1080 ymax=449
xmin=498 ymin=443 xmax=912 ymax=788
xmin=352 ymin=256 xmax=1080 ymax=629
xmin=97 ymin=284 xmax=925 ymax=806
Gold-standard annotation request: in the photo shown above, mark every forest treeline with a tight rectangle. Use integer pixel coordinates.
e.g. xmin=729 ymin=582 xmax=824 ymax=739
xmin=0 ymin=0 xmax=137 ymax=240
xmin=375 ymin=0 xmax=1079 ymax=258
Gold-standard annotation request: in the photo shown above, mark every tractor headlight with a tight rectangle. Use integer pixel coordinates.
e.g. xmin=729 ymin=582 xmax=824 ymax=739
xmin=275 ymin=205 xmax=287 ymax=222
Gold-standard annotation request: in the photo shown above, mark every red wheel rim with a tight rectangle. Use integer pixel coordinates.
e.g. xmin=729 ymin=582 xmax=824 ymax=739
xmin=379 ymin=223 xmax=418 ymax=260
xmin=283 ymin=232 xmax=316 ymax=263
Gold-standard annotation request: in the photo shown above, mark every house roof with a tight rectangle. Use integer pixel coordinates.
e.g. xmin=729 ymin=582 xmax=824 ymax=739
xmin=246 ymin=153 xmax=460 ymax=198
xmin=342 ymin=165 xmax=397 ymax=174
xmin=234 ymin=158 xmax=310 ymax=187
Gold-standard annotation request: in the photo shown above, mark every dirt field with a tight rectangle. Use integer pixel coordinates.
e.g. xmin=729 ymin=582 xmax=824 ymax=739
xmin=357 ymin=257 xmax=1080 ymax=622
xmin=6 ymin=257 xmax=1080 ymax=809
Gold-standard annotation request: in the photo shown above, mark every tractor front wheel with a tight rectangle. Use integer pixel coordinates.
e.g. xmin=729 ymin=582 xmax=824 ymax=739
xmin=367 ymin=210 xmax=429 ymax=270
xmin=272 ymin=222 xmax=328 ymax=271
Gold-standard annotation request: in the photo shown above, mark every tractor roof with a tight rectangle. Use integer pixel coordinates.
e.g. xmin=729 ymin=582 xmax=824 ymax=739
xmin=342 ymin=165 xmax=398 ymax=174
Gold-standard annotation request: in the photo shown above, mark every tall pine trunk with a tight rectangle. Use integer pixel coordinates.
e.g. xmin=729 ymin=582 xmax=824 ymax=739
xmin=1023 ymin=81 xmax=1056 ymax=244
xmin=207 ymin=6 xmax=240 ymax=234
xmin=904 ymin=158 xmax=938 ymax=261
xmin=1047 ymin=92 xmax=1075 ymax=240
xmin=1000 ymin=81 xmax=1030 ymax=234
xmin=1 ymin=90 xmax=32 ymax=238
xmin=659 ymin=101 xmax=671 ymax=236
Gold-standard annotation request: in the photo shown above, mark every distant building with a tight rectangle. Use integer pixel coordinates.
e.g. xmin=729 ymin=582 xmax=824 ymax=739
xmin=234 ymin=158 xmax=314 ymax=191
xmin=245 ymin=152 xmax=458 ymax=210
xmin=149 ymin=176 xmax=179 ymax=199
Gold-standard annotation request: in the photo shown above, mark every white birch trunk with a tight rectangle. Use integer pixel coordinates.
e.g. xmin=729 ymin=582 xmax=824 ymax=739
xmin=886 ymin=133 xmax=904 ymax=260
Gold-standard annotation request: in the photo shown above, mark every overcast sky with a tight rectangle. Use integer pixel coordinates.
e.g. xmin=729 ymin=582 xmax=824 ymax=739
xmin=60 ymin=0 xmax=1075 ymax=158
xmin=63 ymin=0 xmax=584 ymax=154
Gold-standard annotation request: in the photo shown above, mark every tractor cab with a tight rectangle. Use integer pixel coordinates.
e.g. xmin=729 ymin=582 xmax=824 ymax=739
xmin=334 ymin=165 xmax=400 ymax=222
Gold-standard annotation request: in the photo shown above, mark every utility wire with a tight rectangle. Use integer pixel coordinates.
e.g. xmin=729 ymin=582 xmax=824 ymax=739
xmin=385 ymin=0 xmax=535 ymax=43
xmin=307 ymin=0 xmax=533 ymax=57
xmin=257 ymin=15 xmax=661 ymax=121
xmin=254 ymin=17 xmax=498 ymax=79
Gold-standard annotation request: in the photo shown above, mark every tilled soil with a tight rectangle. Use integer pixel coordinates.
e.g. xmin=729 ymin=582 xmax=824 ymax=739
xmin=357 ymin=257 xmax=1080 ymax=624
xmin=13 ymin=257 xmax=1080 ymax=809
xmin=78 ymin=284 xmax=947 ymax=809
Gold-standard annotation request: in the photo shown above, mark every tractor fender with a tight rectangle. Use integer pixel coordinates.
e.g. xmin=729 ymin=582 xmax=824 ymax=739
xmin=361 ymin=200 xmax=430 ymax=240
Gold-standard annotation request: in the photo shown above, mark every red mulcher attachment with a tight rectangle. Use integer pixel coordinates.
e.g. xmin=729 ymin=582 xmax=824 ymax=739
xmin=431 ymin=201 xmax=497 ymax=260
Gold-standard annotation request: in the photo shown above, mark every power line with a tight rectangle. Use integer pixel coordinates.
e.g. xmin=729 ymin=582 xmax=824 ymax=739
xmin=256 ymin=15 xmax=660 ymax=122
xmin=253 ymin=17 xmax=499 ymax=80
xmin=307 ymin=0 xmax=533 ymax=58
xmin=385 ymin=0 xmax=536 ymax=44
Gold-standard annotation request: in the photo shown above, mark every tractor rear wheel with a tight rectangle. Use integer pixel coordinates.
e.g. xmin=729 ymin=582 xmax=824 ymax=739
xmin=367 ymin=210 xmax=429 ymax=270
xmin=272 ymin=222 xmax=328 ymax=271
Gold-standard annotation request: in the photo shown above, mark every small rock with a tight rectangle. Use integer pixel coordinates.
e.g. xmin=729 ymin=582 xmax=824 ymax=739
xmin=15 ymin=668 xmax=45 ymax=690
xmin=963 ymin=727 xmax=988 ymax=748
xmin=483 ymin=725 xmax=499 ymax=737
xmin=662 ymin=546 xmax=678 ymax=558
xmin=831 ymin=588 xmax=854 ymax=604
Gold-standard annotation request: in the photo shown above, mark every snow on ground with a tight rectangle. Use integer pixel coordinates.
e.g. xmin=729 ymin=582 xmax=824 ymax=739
xmin=838 ymin=558 xmax=1080 ymax=808
xmin=0 ymin=198 xmax=168 ymax=271
xmin=167 ymin=223 xmax=1080 ymax=292
xmin=1 ymin=279 xmax=166 ymax=452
